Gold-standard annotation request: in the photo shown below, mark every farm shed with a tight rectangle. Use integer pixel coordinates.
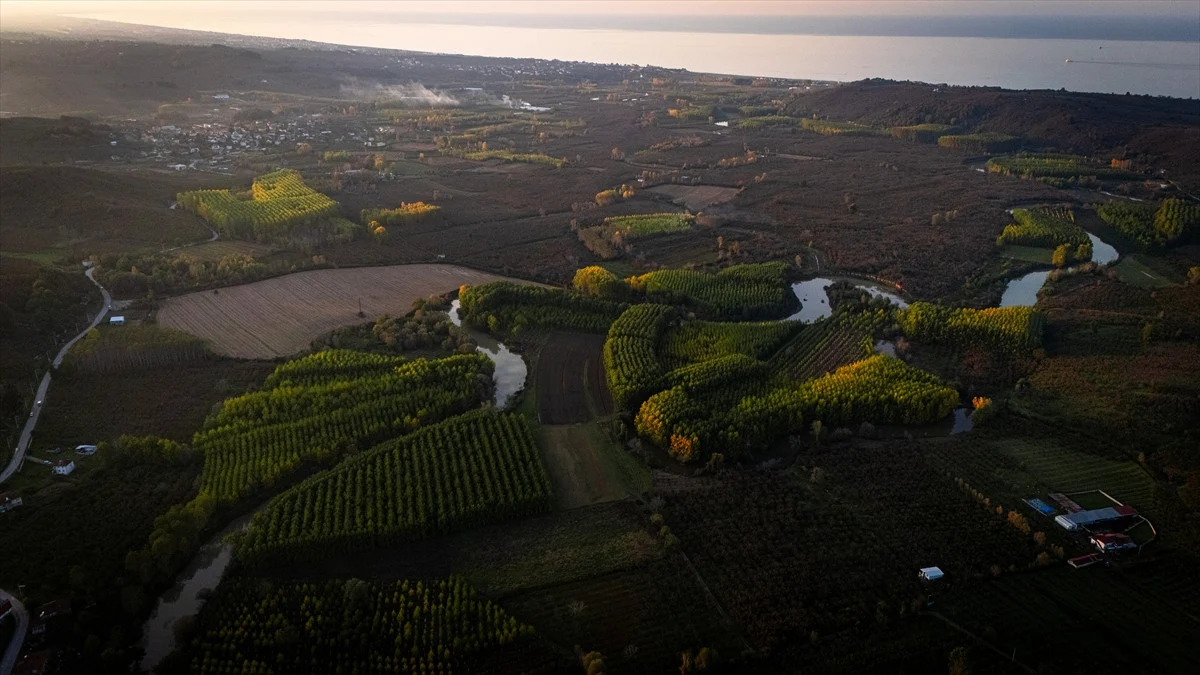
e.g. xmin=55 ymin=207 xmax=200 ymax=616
xmin=109 ymin=316 xmax=125 ymax=325
xmin=919 ymin=567 xmax=944 ymax=582
xmin=52 ymin=459 xmax=75 ymax=476
xmin=1068 ymin=553 xmax=1103 ymax=569
xmin=1054 ymin=505 xmax=1137 ymax=531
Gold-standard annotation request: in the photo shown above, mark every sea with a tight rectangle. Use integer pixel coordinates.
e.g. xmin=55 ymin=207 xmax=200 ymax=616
xmin=76 ymin=12 xmax=1200 ymax=98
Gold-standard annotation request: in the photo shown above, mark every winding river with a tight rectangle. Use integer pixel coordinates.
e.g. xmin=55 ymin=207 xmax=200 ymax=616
xmin=786 ymin=277 xmax=909 ymax=322
xmin=448 ymin=300 xmax=527 ymax=408
xmin=140 ymin=515 xmax=252 ymax=671
xmin=1000 ymin=233 xmax=1119 ymax=307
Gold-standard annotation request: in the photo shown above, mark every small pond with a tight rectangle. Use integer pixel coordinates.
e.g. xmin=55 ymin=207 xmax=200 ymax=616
xmin=449 ymin=300 xmax=527 ymax=408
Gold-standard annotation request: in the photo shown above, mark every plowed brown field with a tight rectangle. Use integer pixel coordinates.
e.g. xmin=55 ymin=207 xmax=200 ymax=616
xmin=158 ymin=264 xmax=521 ymax=358
xmin=536 ymin=332 xmax=612 ymax=424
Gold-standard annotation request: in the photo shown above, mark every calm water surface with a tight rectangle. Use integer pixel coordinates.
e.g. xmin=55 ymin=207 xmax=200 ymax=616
xmin=1000 ymin=232 xmax=1120 ymax=307
xmin=449 ymin=300 xmax=526 ymax=408
xmin=78 ymin=15 xmax=1200 ymax=98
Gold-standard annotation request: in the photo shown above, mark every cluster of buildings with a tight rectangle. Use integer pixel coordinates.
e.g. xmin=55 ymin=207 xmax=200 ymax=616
xmin=129 ymin=114 xmax=334 ymax=167
xmin=1029 ymin=492 xmax=1147 ymax=560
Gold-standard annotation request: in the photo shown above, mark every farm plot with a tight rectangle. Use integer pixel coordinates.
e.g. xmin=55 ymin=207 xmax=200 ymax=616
xmin=158 ymin=264 xmax=524 ymax=358
xmin=770 ymin=321 xmax=871 ymax=382
xmin=537 ymin=332 xmax=612 ymax=423
xmin=989 ymin=437 xmax=1156 ymax=512
xmin=647 ymin=184 xmax=741 ymax=211
xmin=500 ymin=558 xmax=738 ymax=674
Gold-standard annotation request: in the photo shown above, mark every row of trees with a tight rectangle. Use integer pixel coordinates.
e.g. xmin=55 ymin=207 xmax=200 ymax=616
xmin=196 ymin=353 xmax=493 ymax=503
xmin=572 ymin=266 xmax=630 ymax=301
xmin=263 ymin=348 xmax=409 ymax=388
xmin=604 ymin=304 xmax=676 ymax=410
xmin=1097 ymin=198 xmax=1200 ymax=247
xmin=361 ymin=202 xmax=440 ymax=227
xmin=234 ymin=411 xmax=552 ymax=566
xmin=996 ymin=207 xmax=1092 ymax=252
xmin=627 ymin=263 xmax=795 ymax=320
xmin=637 ymin=354 xmax=957 ymax=463
xmin=769 ymin=310 xmax=886 ymax=382
xmin=94 ymin=247 xmax=320 ymax=299
xmin=987 ymin=153 xmax=1139 ymax=180
xmin=577 ymin=212 xmax=694 ymax=260
xmin=898 ymin=302 xmax=1044 ymax=355
xmin=458 ymin=281 xmax=627 ymax=335
xmin=177 ymin=169 xmax=341 ymax=242
xmin=187 ymin=576 xmax=535 ymax=674
xmin=890 ymin=123 xmax=957 ymax=143
xmin=200 ymin=353 xmax=489 ymax=437
xmin=658 ymin=319 xmax=801 ymax=369
xmin=63 ymin=323 xmax=209 ymax=374
xmin=937 ymin=133 xmax=1020 ymax=153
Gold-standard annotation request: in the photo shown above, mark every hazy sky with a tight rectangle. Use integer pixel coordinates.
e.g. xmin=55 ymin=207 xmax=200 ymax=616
xmin=3 ymin=0 xmax=1198 ymax=18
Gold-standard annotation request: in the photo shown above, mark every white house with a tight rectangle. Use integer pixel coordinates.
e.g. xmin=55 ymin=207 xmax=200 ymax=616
xmin=75 ymin=445 xmax=98 ymax=456
xmin=919 ymin=567 xmax=944 ymax=583
xmin=53 ymin=460 xmax=75 ymax=476
xmin=109 ymin=316 xmax=125 ymax=325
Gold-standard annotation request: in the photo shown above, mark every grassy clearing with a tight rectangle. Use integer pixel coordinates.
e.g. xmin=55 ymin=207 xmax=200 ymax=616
xmin=1067 ymin=489 xmax=1121 ymax=510
xmin=539 ymin=423 xmax=650 ymax=509
xmin=1115 ymin=255 xmax=1178 ymax=288
xmin=1000 ymin=245 xmax=1054 ymax=264
xmin=460 ymin=502 xmax=662 ymax=597
xmin=180 ymin=239 xmax=274 ymax=262
xmin=0 ymin=251 xmax=61 ymax=266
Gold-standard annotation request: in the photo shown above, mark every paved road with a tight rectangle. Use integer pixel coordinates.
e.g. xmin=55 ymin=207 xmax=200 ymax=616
xmin=0 ymin=590 xmax=28 ymax=675
xmin=0 ymin=268 xmax=110 ymax=485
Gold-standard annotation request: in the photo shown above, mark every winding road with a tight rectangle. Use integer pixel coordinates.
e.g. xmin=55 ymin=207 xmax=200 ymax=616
xmin=0 ymin=268 xmax=109 ymax=673
xmin=0 ymin=591 xmax=28 ymax=675
xmin=0 ymin=267 xmax=111 ymax=485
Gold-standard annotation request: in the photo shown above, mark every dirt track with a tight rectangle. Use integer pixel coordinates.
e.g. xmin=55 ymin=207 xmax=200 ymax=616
xmin=536 ymin=332 xmax=612 ymax=424
xmin=158 ymin=264 xmax=520 ymax=358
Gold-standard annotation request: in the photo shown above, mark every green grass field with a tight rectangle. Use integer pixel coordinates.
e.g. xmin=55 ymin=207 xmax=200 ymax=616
xmin=1114 ymin=255 xmax=1179 ymax=288
xmin=1000 ymin=245 xmax=1054 ymax=264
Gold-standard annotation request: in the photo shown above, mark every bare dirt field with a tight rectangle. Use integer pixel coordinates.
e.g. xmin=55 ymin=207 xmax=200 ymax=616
xmin=537 ymin=331 xmax=612 ymax=424
xmin=648 ymin=184 xmax=741 ymax=211
xmin=158 ymin=264 xmax=522 ymax=358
